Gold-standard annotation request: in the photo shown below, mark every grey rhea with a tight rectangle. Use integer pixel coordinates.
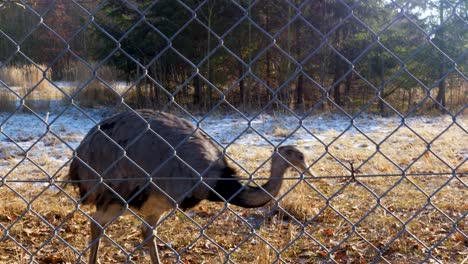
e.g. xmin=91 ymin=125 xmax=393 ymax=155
xmin=68 ymin=109 xmax=312 ymax=264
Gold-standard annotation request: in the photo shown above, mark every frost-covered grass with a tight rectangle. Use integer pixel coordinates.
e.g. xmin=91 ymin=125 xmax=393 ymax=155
xmin=0 ymin=108 xmax=466 ymax=263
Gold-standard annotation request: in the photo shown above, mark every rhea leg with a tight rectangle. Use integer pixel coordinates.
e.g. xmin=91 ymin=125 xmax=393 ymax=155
xmin=139 ymin=194 xmax=174 ymax=264
xmin=88 ymin=204 xmax=124 ymax=264
xmin=141 ymin=215 xmax=163 ymax=264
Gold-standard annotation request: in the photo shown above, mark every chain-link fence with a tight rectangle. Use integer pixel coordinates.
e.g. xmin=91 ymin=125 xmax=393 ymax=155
xmin=0 ymin=0 xmax=467 ymax=263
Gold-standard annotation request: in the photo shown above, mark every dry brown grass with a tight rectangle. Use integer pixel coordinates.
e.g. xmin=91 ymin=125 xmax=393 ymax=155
xmin=0 ymin=64 xmax=58 ymax=112
xmin=73 ymin=80 xmax=119 ymax=108
xmin=0 ymin=64 xmax=52 ymax=92
xmin=0 ymin=116 xmax=466 ymax=263
xmin=0 ymin=63 xmax=125 ymax=111
xmin=65 ymin=61 xmax=123 ymax=108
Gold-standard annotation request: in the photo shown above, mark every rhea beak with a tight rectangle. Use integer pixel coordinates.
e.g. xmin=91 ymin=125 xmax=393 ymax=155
xmin=297 ymin=162 xmax=314 ymax=177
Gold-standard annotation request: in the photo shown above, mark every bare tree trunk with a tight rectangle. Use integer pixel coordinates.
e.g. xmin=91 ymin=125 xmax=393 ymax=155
xmin=193 ymin=74 xmax=201 ymax=109
xmin=296 ymin=74 xmax=305 ymax=112
xmin=265 ymin=4 xmax=272 ymax=108
xmin=435 ymin=0 xmax=446 ymax=111
xmin=332 ymin=28 xmax=343 ymax=107
xmin=319 ymin=55 xmax=327 ymax=111
xmin=436 ymin=78 xmax=446 ymax=109
xmin=295 ymin=20 xmax=304 ymax=112
xmin=344 ymin=72 xmax=352 ymax=108
xmin=332 ymin=74 xmax=342 ymax=107
xmin=239 ymin=60 xmax=245 ymax=109
xmin=206 ymin=2 xmax=214 ymax=112
xmin=379 ymin=50 xmax=386 ymax=115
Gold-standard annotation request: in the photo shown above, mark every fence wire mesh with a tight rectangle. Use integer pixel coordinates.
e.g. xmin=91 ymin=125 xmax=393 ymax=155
xmin=0 ymin=0 xmax=467 ymax=263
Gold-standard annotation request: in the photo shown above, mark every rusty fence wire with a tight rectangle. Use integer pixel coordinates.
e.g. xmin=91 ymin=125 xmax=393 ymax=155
xmin=0 ymin=0 xmax=467 ymax=263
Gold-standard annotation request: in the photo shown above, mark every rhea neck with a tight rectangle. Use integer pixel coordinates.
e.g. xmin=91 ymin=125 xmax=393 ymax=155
xmin=208 ymin=153 xmax=289 ymax=208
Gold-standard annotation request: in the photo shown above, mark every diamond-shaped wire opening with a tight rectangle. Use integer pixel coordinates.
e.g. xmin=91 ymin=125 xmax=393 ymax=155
xmin=382 ymin=230 xmax=430 ymax=262
xmin=21 ymin=23 xmax=67 ymax=62
xmin=354 ymin=45 xmax=401 ymax=87
xmin=224 ymin=73 xmax=273 ymax=115
xmin=405 ymin=150 xmax=453 ymax=175
xmin=23 ymin=132 xmax=74 ymax=176
xmin=379 ymin=16 xmax=428 ymax=61
xmin=356 ymin=153 xmax=402 ymax=177
xmin=328 ymin=233 xmax=382 ymax=263
xmin=0 ymin=4 xmax=41 ymax=43
xmin=121 ymin=22 xmax=171 ymax=63
xmin=67 ymin=24 xmax=117 ymax=64
xmin=378 ymin=125 xmax=428 ymax=170
xmin=198 ymin=48 xmax=244 ymax=90
xmin=41 ymin=1 xmax=91 ymax=41
xmin=430 ymin=12 xmax=466 ymax=57
xmin=429 ymin=176 xmax=467 ymax=219
xmin=0 ymin=33 xmax=17 ymax=63
xmin=173 ymin=235 xmax=226 ymax=263
xmin=430 ymin=229 xmax=467 ymax=262
xmin=350 ymin=1 xmax=398 ymax=33
xmin=247 ymin=115 xmax=315 ymax=148
xmin=379 ymin=177 xmax=429 ymax=223
xmin=277 ymin=179 xmax=328 ymax=222
xmin=278 ymin=230 xmax=327 ymax=262
xmin=194 ymin=0 xmax=244 ymax=36
xmin=173 ymin=74 xmax=225 ymax=114
xmin=223 ymin=19 xmax=272 ymax=61
xmin=304 ymin=206 xmax=354 ymax=251
xmin=272 ymin=74 xmax=308 ymax=112
xmin=93 ymin=1 xmax=145 ymax=40
xmin=301 ymin=0 xmax=351 ymax=35
xmin=249 ymin=49 xmax=298 ymax=99
xmin=406 ymin=44 xmax=454 ymax=85
xmin=405 ymin=204 xmax=457 ymax=249
xmin=276 ymin=75 xmax=328 ymax=114
xmin=302 ymin=45 xmax=351 ymax=87
xmin=250 ymin=0 xmax=296 ymax=36
xmin=327 ymin=126 xmax=374 ymax=162
xmin=172 ymin=20 xmax=219 ymax=65
xmin=355 ymin=205 xmax=403 ymax=252
xmin=329 ymin=17 xmax=376 ymax=62
xmin=122 ymin=75 xmax=172 ymax=109
xmin=21 ymin=81 xmax=62 ymax=113
xmin=223 ymin=134 xmax=274 ymax=175
xmin=2 ymin=112 xmax=48 ymax=150
xmin=144 ymin=0 xmax=193 ymax=37
xmin=230 ymin=232 xmax=282 ymax=263
xmin=373 ymin=70 xmax=428 ymax=116
xmin=224 ymin=76 xmax=277 ymax=116
xmin=329 ymin=181 xmax=379 ymax=223
xmin=327 ymin=75 xmax=379 ymax=116
xmin=276 ymin=17 xmax=323 ymax=62
xmin=73 ymin=78 xmax=121 ymax=108
xmin=202 ymin=207 xmax=253 ymax=254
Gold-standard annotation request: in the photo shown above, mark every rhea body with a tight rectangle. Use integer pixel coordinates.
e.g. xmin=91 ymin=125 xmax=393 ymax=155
xmin=69 ymin=109 xmax=311 ymax=263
